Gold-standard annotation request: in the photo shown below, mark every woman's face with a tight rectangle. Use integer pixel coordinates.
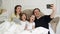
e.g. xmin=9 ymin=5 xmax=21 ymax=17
xmin=30 ymin=15 xmax=35 ymax=22
xmin=16 ymin=7 xmax=21 ymax=14
xmin=34 ymin=10 xmax=40 ymax=17
xmin=21 ymin=14 xmax=26 ymax=21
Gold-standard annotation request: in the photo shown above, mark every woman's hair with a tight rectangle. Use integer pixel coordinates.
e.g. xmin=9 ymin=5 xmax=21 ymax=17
xmin=14 ymin=5 xmax=22 ymax=15
xmin=32 ymin=8 xmax=41 ymax=14
xmin=20 ymin=13 xmax=27 ymax=20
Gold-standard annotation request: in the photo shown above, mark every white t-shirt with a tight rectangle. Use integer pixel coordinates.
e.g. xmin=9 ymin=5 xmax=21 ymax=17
xmin=27 ymin=22 xmax=35 ymax=30
xmin=20 ymin=20 xmax=28 ymax=31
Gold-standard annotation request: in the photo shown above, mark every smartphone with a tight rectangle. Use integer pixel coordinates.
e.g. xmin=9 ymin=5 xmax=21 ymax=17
xmin=47 ymin=4 xmax=53 ymax=9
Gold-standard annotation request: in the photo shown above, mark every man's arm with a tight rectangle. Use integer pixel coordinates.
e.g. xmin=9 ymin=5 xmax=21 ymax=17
xmin=50 ymin=4 xmax=56 ymax=18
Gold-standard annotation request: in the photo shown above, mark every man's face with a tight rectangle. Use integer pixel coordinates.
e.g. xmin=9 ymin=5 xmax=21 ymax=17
xmin=34 ymin=10 xmax=40 ymax=17
xmin=16 ymin=7 xmax=21 ymax=14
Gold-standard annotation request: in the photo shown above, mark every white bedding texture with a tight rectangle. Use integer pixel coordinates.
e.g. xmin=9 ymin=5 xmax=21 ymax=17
xmin=0 ymin=21 xmax=55 ymax=34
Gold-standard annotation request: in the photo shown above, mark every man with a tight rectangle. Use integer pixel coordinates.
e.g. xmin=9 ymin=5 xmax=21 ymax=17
xmin=33 ymin=4 xmax=56 ymax=34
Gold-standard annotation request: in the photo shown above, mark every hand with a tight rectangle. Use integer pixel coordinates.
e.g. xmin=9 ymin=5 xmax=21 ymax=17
xmin=50 ymin=4 xmax=56 ymax=11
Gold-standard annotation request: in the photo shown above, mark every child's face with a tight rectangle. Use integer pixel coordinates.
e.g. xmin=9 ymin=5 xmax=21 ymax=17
xmin=30 ymin=15 xmax=35 ymax=22
xmin=21 ymin=14 xmax=26 ymax=20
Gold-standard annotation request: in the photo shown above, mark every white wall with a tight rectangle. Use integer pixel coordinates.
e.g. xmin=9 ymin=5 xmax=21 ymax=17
xmin=2 ymin=0 xmax=23 ymax=13
xmin=2 ymin=0 xmax=58 ymax=15
xmin=22 ymin=0 xmax=56 ymax=15
xmin=56 ymin=0 xmax=60 ymax=17
xmin=56 ymin=0 xmax=60 ymax=34
xmin=1 ymin=0 xmax=60 ymax=17
xmin=0 ymin=0 xmax=2 ymax=8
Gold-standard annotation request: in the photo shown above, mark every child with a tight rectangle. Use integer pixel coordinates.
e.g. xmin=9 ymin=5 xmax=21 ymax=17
xmin=26 ymin=15 xmax=35 ymax=31
xmin=20 ymin=15 xmax=35 ymax=34
xmin=19 ymin=13 xmax=28 ymax=31
xmin=25 ymin=15 xmax=49 ymax=34
xmin=4 ymin=13 xmax=28 ymax=34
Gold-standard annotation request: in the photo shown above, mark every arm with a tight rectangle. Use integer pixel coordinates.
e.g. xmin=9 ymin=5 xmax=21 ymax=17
xmin=32 ymin=23 xmax=35 ymax=29
xmin=24 ymin=25 xmax=27 ymax=30
xmin=32 ymin=26 xmax=35 ymax=29
xmin=50 ymin=4 xmax=56 ymax=18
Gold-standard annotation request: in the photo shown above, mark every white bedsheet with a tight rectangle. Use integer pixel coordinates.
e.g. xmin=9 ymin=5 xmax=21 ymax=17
xmin=0 ymin=21 xmax=54 ymax=34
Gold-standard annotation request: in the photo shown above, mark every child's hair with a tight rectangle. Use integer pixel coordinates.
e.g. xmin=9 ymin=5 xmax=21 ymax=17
xmin=20 ymin=13 xmax=27 ymax=20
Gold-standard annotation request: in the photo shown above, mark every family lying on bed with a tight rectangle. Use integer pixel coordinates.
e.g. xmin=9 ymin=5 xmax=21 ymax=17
xmin=0 ymin=13 xmax=48 ymax=34
xmin=0 ymin=4 xmax=56 ymax=34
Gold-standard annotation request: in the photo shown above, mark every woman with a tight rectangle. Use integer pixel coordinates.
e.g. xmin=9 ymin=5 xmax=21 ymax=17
xmin=0 ymin=5 xmax=22 ymax=34
xmin=10 ymin=5 xmax=22 ymax=21
xmin=33 ymin=4 xmax=56 ymax=34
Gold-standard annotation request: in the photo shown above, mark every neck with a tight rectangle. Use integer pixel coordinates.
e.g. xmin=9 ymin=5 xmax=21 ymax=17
xmin=16 ymin=13 xmax=19 ymax=15
xmin=22 ymin=19 xmax=26 ymax=22
xmin=36 ymin=16 xmax=41 ymax=19
xmin=30 ymin=20 xmax=33 ymax=23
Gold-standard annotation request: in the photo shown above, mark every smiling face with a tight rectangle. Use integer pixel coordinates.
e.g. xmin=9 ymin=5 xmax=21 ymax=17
xmin=30 ymin=15 xmax=35 ymax=22
xmin=15 ymin=5 xmax=22 ymax=15
xmin=34 ymin=9 xmax=40 ymax=17
xmin=21 ymin=13 xmax=27 ymax=21
xmin=16 ymin=7 xmax=21 ymax=14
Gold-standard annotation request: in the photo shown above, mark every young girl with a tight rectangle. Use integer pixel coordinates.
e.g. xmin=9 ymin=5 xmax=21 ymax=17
xmin=19 ymin=13 xmax=28 ymax=31
xmin=26 ymin=15 xmax=35 ymax=31
xmin=4 ymin=13 xmax=28 ymax=34
xmin=20 ymin=15 xmax=35 ymax=34
xmin=25 ymin=15 xmax=49 ymax=34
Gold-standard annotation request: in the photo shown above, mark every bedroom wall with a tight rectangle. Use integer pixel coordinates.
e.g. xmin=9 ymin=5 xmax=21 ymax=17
xmin=1 ymin=0 xmax=58 ymax=16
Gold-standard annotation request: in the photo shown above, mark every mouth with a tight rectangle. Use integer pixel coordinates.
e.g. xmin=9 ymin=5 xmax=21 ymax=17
xmin=32 ymin=19 xmax=34 ymax=21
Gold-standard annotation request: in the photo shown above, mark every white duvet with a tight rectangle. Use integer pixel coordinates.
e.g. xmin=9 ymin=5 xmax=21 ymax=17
xmin=0 ymin=21 xmax=49 ymax=34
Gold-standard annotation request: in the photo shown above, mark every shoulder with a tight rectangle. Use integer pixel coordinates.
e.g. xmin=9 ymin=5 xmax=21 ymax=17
xmin=41 ymin=15 xmax=51 ymax=19
xmin=10 ymin=13 xmax=16 ymax=19
xmin=42 ymin=15 xmax=50 ymax=17
xmin=32 ymin=22 xmax=35 ymax=25
xmin=20 ymin=20 xmax=23 ymax=23
xmin=25 ymin=21 xmax=29 ymax=24
xmin=12 ymin=13 xmax=16 ymax=17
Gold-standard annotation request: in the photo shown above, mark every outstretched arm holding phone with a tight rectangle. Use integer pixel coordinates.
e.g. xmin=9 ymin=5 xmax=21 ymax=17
xmin=50 ymin=4 xmax=56 ymax=18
